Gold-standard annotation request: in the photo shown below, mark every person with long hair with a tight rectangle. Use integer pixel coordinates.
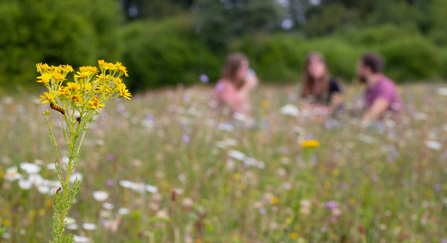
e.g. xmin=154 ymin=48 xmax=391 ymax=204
xmin=211 ymin=52 xmax=258 ymax=117
xmin=300 ymin=52 xmax=343 ymax=116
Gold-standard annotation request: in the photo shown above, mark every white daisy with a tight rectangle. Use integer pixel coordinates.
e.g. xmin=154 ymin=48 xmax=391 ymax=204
xmin=20 ymin=162 xmax=41 ymax=174
xmin=5 ymin=166 xmax=22 ymax=181
xmin=82 ymin=223 xmax=97 ymax=231
xmin=280 ymin=104 xmax=299 ymax=117
xmin=93 ymin=191 xmax=109 ymax=201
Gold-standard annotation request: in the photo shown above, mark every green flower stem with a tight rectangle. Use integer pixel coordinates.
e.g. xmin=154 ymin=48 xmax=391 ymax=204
xmin=45 ymin=114 xmax=63 ymax=183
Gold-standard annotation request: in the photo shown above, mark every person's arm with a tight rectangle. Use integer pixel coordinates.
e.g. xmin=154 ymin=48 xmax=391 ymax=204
xmin=238 ymin=76 xmax=258 ymax=98
xmin=361 ymin=98 xmax=389 ymax=122
xmin=328 ymin=93 xmax=343 ymax=115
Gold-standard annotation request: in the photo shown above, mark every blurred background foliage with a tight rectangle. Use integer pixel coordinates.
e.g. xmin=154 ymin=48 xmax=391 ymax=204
xmin=1 ymin=0 xmax=447 ymax=91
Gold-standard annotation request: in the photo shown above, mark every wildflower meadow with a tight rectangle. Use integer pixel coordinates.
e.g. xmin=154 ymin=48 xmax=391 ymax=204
xmin=1 ymin=83 xmax=447 ymax=242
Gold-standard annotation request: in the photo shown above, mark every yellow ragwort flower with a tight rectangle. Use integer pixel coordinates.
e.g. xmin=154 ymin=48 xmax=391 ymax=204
xmin=71 ymin=94 xmax=82 ymax=104
xmin=289 ymin=233 xmax=298 ymax=239
xmin=74 ymin=71 xmax=90 ymax=79
xmin=37 ymin=72 xmax=52 ymax=84
xmin=89 ymin=97 xmax=105 ymax=111
xmin=53 ymin=72 xmax=64 ymax=82
xmin=79 ymin=66 xmax=98 ymax=74
xmin=36 ymin=63 xmax=49 ymax=72
xmin=63 ymin=64 xmax=74 ymax=73
xmin=39 ymin=91 xmax=56 ymax=105
xmin=98 ymin=60 xmax=106 ymax=69
xmin=81 ymin=82 xmax=92 ymax=92
xmin=117 ymin=83 xmax=132 ymax=100
xmin=115 ymin=62 xmax=129 ymax=77
xmin=95 ymin=84 xmax=111 ymax=94
xmin=57 ymin=86 xmax=71 ymax=97
xmin=67 ymin=82 xmax=79 ymax=91
xmin=301 ymin=140 xmax=320 ymax=148
xmin=270 ymin=196 xmax=278 ymax=204
xmin=106 ymin=62 xmax=116 ymax=70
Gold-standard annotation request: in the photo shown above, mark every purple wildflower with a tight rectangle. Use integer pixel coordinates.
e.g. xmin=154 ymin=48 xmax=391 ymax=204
xmin=182 ymin=135 xmax=190 ymax=143
xmin=199 ymin=74 xmax=209 ymax=83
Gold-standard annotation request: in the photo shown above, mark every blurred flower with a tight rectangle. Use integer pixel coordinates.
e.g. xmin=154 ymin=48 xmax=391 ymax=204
xmin=280 ymin=104 xmax=299 ymax=117
xmin=288 ymin=93 xmax=296 ymax=101
xmin=103 ymin=202 xmax=114 ymax=210
xmin=216 ymin=83 xmax=225 ymax=92
xmin=425 ymin=140 xmax=442 ymax=150
xmin=93 ymin=191 xmax=109 ymax=201
xmin=259 ymin=208 xmax=266 ymax=215
xmin=270 ymin=196 xmax=278 ymax=204
xmin=414 ymin=112 xmax=427 ymax=120
xmin=106 ymin=179 xmax=114 ymax=187
xmin=289 ymin=233 xmax=298 ymax=239
xmin=106 ymin=154 xmax=114 ymax=160
xmin=73 ymin=235 xmax=90 ymax=243
xmin=326 ymin=201 xmax=339 ymax=210
xmin=69 ymin=172 xmax=83 ymax=183
xmin=182 ymin=198 xmax=194 ymax=208
xmin=146 ymin=184 xmax=158 ymax=193
xmin=156 ymin=210 xmax=169 ymax=220
xmin=301 ymin=140 xmax=320 ymax=148
xmin=216 ymin=122 xmax=234 ymax=132
xmin=5 ymin=166 xmax=22 ymax=181
xmin=82 ymin=223 xmax=97 ymax=231
xmin=283 ymin=183 xmax=292 ymax=190
xmin=437 ymin=87 xmax=447 ymax=96
xmin=182 ymin=135 xmax=191 ymax=143
xmin=199 ymin=74 xmax=209 ymax=83
xmin=261 ymin=100 xmax=270 ymax=108
xmin=434 ymin=184 xmax=442 ymax=191
xmin=20 ymin=162 xmax=41 ymax=174
xmin=228 ymin=150 xmax=246 ymax=161
xmin=118 ymin=208 xmax=130 ymax=215
xmin=66 ymin=224 xmax=78 ymax=230
xmin=18 ymin=179 xmax=33 ymax=190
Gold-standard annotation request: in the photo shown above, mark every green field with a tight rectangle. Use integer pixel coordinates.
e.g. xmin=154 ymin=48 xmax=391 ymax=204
xmin=1 ymin=84 xmax=447 ymax=242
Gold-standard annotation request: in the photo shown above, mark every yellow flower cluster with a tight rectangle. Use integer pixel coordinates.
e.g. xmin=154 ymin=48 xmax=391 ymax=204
xmin=301 ymin=140 xmax=320 ymax=148
xmin=36 ymin=60 xmax=131 ymax=117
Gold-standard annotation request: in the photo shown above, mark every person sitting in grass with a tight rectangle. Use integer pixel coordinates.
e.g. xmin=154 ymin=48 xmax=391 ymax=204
xmin=211 ymin=52 xmax=258 ymax=118
xmin=300 ymin=52 xmax=343 ymax=117
xmin=357 ymin=52 xmax=403 ymax=124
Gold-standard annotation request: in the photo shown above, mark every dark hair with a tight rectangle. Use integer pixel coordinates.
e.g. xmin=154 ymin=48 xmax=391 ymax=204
xmin=301 ymin=52 xmax=330 ymax=98
xmin=361 ymin=53 xmax=384 ymax=73
xmin=221 ymin=52 xmax=248 ymax=89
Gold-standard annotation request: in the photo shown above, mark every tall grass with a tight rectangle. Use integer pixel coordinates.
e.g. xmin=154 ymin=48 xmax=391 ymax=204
xmin=1 ymin=84 xmax=447 ymax=242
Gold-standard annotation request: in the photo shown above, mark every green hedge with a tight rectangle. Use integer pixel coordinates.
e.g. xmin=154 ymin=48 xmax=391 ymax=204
xmin=121 ymin=18 xmax=221 ymax=91
xmin=0 ymin=0 xmax=122 ymax=91
xmin=1 ymin=9 xmax=446 ymax=92
xmin=379 ymin=36 xmax=441 ymax=81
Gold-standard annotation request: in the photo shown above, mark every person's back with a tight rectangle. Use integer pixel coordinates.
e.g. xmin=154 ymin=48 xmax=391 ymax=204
xmin=357 ymin=52 xmax=403 ymax=123
xmin=365 ymin=75 xmax=402 ymax=112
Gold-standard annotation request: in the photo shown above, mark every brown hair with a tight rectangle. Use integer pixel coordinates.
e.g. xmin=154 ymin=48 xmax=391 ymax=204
xmin=221 ymin=52 xmax=248 ymax=89
xmin=361 ymin=52 xmax=384 ymax=73
xmin=301 ymin=52 xmax=331 ymax=98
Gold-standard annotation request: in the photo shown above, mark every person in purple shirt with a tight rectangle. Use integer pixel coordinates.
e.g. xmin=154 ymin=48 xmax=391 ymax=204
xmin=357 ymin=53 xmax=403 ymax=122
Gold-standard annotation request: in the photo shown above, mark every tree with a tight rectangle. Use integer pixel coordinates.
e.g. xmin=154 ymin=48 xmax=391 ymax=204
xmin=195 ymin=0 xmax=284 ymax=50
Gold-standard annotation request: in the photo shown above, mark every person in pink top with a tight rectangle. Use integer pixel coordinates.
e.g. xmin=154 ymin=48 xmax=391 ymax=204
xmin=357 ymin=53 xmax=403 ymax=123
xmin=212 ymin=52 xmax=258 ymax=117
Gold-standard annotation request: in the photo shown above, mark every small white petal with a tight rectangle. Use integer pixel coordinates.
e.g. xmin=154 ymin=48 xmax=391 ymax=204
xmin=82 ymin=223 xmax=97 ymax=231
xmin=93 ymin=191 xmax=109 ymax=201
xmin=118 ymin=208 xmax=130 ymax=215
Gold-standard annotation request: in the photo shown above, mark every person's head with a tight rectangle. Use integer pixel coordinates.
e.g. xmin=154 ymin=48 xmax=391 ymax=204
xmin=221 ymin=52 xmax=249 ymax=89
xmin=357 ymin=52 xmax=384 ymax=83
xmin=302 ymin=52 xmax=330 ymax=97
